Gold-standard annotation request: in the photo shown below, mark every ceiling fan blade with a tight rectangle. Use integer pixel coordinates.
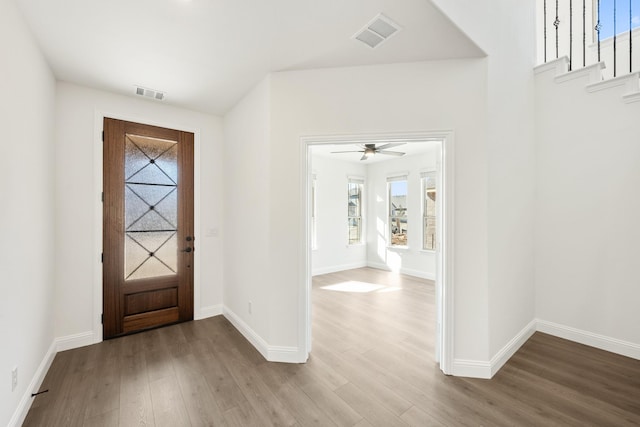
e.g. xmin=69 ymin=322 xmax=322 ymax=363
xmin=376 ymin=142 xmax=406 ymax=150
xmin=330 ymin=150 xmax=364 ymax=154
xmin=378 ymin=150 xmax=405 ymax=156
xmin=360 ymin=153 xmax=368 ymax=161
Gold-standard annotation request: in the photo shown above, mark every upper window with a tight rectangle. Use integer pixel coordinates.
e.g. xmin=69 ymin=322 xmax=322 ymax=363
xmin=597 ymin=0 xmax=640 ymax=40
xmin=422 ymin=172 xmax=436 ymax=251
xmin=388 ymin=176 xmax=408 ymax=247
xmin=348 ymin=177 xmax=364 ymax=245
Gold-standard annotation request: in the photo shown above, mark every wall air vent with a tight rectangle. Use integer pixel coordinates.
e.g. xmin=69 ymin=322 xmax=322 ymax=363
xmin=353 ymin=13 xmax=402 ymax=49
xmin=135 ymin=86 xmax=165 ymax=101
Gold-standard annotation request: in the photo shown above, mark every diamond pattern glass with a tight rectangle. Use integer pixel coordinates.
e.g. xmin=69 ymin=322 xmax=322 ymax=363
xmin=124 ymin=134 xmax=178 ymax=280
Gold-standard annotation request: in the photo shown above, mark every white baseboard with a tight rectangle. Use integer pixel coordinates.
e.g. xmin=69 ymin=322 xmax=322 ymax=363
xmin=366 ymin=262 xmax=435 ymax=280
xmin=399 ymin=267 xmax=435 ymax=281
xmin=196 ymin=304 xmax=223 ymax=320
xmin=222 ymin=306 xmax=270 ymax=360
xmin=451 ymin=359 xmax=491 ymax=379
xmin=490 ymin=319 xmax=537 ymax=378
xmin=452 ymin=318 xmax=537 ymax=379
xmin=536 ymin=319 xmax=640 ymax=360
xmin=222 ymin=306 xmax=302 ymax=363
xmin=267 ymin=345 xmax=305 ymax=363
xmin=8 ymin=341 xmax=57 ymax=427
xmin=312 ymin=261 xmax=367 ymax=276
xmin=55 ymin=331 xmax=95 ymax=352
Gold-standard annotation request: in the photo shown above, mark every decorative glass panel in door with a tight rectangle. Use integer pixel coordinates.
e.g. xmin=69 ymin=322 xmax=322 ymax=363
xmin=124 ymin=134 xmax=178 ymax=280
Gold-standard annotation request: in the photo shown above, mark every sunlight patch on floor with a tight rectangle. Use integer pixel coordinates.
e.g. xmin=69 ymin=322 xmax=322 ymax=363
xmin=321 ymin=280 xmax=401 ymax=293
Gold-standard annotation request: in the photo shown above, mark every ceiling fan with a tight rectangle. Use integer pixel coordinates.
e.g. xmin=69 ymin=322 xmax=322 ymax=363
xmin=331 ymin=143 xmax=406 ymax=161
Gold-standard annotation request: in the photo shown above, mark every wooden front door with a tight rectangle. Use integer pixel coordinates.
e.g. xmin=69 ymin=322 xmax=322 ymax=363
xmin=103 ymin=118 xmax=194 ymax=339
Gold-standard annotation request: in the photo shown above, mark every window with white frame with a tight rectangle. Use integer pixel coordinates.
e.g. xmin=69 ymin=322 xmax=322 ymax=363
xmin=422 ymin=171 xmax=436 ymax=251
xmin=347 ymin=177 xmax=364 ymax=245
xmin=311 ymin=174 xmax=317 ymax=249
xmin=388 ymin=175 xmax=408 ymax=246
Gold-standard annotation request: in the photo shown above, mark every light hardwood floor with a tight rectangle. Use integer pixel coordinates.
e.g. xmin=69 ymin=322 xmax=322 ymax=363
xmin=24 ymin=267 xmax=640 ymax=426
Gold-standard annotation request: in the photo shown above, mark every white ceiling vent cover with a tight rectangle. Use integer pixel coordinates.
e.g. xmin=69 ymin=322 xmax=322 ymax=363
xmin=353 ymin=13 xmax=402 ymax=49
xmin=135 ymin=86 xmax=165 ymax=101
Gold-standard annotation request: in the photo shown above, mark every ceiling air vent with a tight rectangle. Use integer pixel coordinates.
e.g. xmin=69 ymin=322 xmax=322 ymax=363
xmin=135 ymin=86 xmax=165 ymax=101
xmin=353 ymin=13 xmax=402 ymax=49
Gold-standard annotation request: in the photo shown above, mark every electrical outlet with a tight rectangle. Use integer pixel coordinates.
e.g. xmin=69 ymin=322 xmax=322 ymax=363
xmin=11 ymin=367 xmax=17 ymax=392
xmin=248 ymin=301 xmax=252 ymax=314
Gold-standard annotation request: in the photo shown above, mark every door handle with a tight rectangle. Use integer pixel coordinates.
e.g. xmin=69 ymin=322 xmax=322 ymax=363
xmin=181 ymin=247 xmax=193 ymax=253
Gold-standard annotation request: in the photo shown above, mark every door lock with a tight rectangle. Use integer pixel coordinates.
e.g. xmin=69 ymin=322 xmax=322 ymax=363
xmin=181 ymin=247 xmax=193 ymax=253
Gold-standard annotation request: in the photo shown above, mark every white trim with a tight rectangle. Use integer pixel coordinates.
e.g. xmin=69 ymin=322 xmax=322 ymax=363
xmin=554 ymin=61 xmax=604 ymax=84
xmin=622 ymin=91 xmax=640 ymax=103
xmin=536 ymin=319 xmax=640 ymax=360
xmin=222 ymin=306 xmax=302 ymax=363
xmin=366 ymin=261 xmax=435 ymax=281
xmin=266 ymin=346 xmax=303 ymax=364
xmin=451 ymin=359 xmax=491 ymax=379
xmin=300 ymin=131 xmax=446 ymax=145
xmin=489 ymin=319 xmax=537 ymax=377
xmin=55 ymin=331 xmax=95 ymax=352
xmin=386 ymin=172 xmax=409 ymax=182
xmin=312 ymin=261 xmax=368 ymax=276
xmin=533 ymin=56 xmax=569 ymax=75
xmin=223 ymin=306 xmax=270 ymax=360
xmin=301 ymin=136 xmax=313 ymax=356
xmin=386 ymin=245 xmax=410 ymax=251
xmin=196 ymin=304 xmax=223 ymax=320
xmin=93 ymin=110 xmax=202 ymax=343
xmin=8 ymin=341 xmax=56 ymax=427
xmin=452 ymin=319 xmax=537 ymax=379
xmin=439 ymin=130 xmax=455 ymax=375
xmin=400 ymin=267 xmax=435 ymax=281
xmin=586 ymin=71 xmax=640 ymax=93
xmin=301 ymin=130 xmax=455 ymax=375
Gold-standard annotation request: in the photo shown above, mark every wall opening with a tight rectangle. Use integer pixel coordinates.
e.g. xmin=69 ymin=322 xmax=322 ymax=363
xmin=299 ymin=132 xmax=455 ymax=374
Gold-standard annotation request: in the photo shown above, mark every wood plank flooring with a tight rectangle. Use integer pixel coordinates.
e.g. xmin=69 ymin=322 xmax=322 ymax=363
xmin=24 ymin=267 xmax=640 ymax=426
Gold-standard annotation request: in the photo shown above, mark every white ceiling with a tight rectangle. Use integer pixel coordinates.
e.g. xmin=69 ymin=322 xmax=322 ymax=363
xmin=312 ymin=141 xmax=440 ymax=164
xmin=16 ymin=0 xmax=484 ymax=115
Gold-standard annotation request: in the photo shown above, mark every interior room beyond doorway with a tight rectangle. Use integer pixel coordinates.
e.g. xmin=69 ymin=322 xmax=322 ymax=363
xmin=307 ymin=138 xmax=443 ymax=367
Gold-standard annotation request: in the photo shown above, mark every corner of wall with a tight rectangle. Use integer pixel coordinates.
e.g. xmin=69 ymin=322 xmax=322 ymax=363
xmin=7 ymin=341 xmax=56 ymax=427
xmin=451 ymin=318 xmax=537 ymax=379
xmin=222 ymin=306 xmax=303 ymax=363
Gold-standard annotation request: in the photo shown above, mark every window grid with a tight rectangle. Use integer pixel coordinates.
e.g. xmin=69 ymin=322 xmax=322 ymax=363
xmin=348 ymin=179 xmax=363 ymax=245
xmin=422 ymin=172 xmax=436 ymax=251
xmin=388 ymin=177 xmax=408 ymax=247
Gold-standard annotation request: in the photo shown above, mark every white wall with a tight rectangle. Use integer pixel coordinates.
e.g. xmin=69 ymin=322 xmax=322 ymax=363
xmin=311 ymin=155 xmax=367 ymax=275
xmin=222 ymin=76 xmax=273 ymax=346
xmin=0 ymin=1 xmax=56 ymax=425
xmin=263 ymin=60 xmax=490 ymax=362
xmin=431 ymin=0 xmax=490 ymax=53
xmin=484 ymin=1 xmax=537 ymax=363
xmin=366 ymin=152 xmax=437 ymax=280
xmin=535 ymin=62 xmax=640 ymax=353
xmin=432 ymin=0 xmax=538 ymax=370
xmin=54 ymin=82 xmax=224 ymax=341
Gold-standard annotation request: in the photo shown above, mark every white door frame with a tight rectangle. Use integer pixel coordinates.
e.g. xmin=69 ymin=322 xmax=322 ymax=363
xmin=299 ymin=130 xmax=455 ymax=374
